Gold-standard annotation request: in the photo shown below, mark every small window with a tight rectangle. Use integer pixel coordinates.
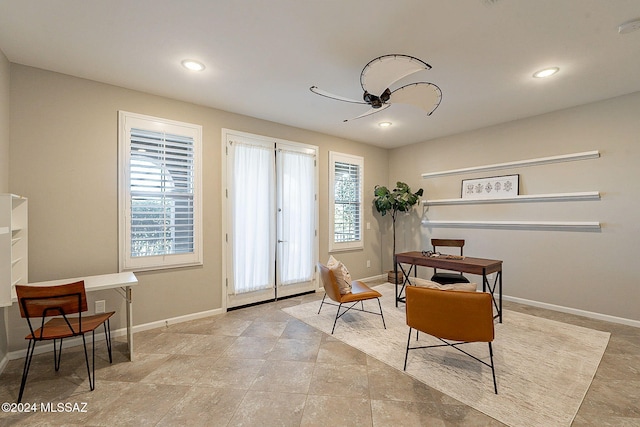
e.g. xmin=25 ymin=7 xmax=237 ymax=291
xmin=118 ymin=111 xmax=202 ymax=271
xmin=329 ymin=151 xmax=363 ymax=252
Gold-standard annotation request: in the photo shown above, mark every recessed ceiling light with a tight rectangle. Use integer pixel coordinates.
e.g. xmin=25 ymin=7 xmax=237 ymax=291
xmin=181 ymin=59 xmax=205 ymax=71
xmin=378 ymin=122 xmax=392 ymax=128
xmin=533 ymin=67 xmax=559 ymax=78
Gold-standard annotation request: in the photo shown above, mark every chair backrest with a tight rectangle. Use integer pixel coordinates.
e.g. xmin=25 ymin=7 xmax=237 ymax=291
xmin=431 ymin=238 xmax=465 ymax=256
xmin=317 ymin=263 xmax=342 ymax=303
xmin=405 ymin=285 xmax=494 ymax=343
xmin=16 ymin=280 xmax=87 ymax=319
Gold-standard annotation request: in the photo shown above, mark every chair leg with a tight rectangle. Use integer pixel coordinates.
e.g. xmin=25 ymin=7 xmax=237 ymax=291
xmin=403 ymin=328 xmax=412 ymax=370
xmin=331 ymin=303 xmax=342 ymax=334
xmin=17 ymin=340 xmax=36 ymax=403
xmin=489 ymin=342 xmax=498 ymax=394
xmin=317 ymin=293 xmax=327 ymax=314
xmin=81 ymin=334 xmax=95 ymax=391
xmin=377 ymin=298 xmax=386 ymax=329
xmin=104 ymin=319 xmax=113 ymax=363
xmin=53 ymin=338 xmax=64 ymax=371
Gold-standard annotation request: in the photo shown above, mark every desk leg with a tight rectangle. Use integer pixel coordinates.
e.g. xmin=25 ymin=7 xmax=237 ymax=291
xmin=499 ymin=270 xmax=503 ymax=323
xmin=126 ymin=286 xmax=134 ymax=361
xmin=483 ymin=269 xmax=503 ymax=324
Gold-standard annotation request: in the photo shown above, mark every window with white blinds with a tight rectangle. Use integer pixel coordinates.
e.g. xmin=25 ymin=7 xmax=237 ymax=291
xmin=119 ymin=111 xmax=202 ymax=271
xmin=329 ymin=151 xmax=364 ymax=252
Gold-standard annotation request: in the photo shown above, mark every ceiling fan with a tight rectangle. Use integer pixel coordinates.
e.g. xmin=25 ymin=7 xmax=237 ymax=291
xmin=310 ymin=54 xmax=442 ymax=122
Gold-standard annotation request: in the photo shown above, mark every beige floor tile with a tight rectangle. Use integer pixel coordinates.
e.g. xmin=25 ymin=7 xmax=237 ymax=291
xmin=134 ymin=332 xmax=236 ymax=356
xmin=221 ymin=336 xmax=278 ymax=359
xmin=371 ymin=399 xmax=445 ymax=427
xmin=140 ymin=354 xmax=220 ymax=386
xmin=250 ymin=360 xmax=315 ymax=394
xmin=316 ymin=340 xmax=368 ymax=365
xmin=300 ymin=395 xmax=372 ymax=427
xmin=196 ymin=356 xmax=265 ymax=389
xmin=367 ymin=355 xmax=437 ymax=402
xmin=280 ymin=318 xmax=325 ymax=341
xmin=228 ymin=390 xmax=306 ymax=427
xmin=240 ymin=320 xmax=288 ymax=338
xmin=81 ymin=382 xmax=190 ymax=426
xmin=155 ymin=386 xmax=247 ymax=427
xmin=267 ymin=338 xmax=321 ymax=362
xmin=308 ymin=363 xmax=369 ymax=398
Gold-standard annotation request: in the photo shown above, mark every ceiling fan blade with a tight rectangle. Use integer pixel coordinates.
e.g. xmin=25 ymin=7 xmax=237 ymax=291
xmin=390 ymin=82 xmax=442 ymax=115
xmin=361 ymin=54 xmax=431 ymax=97
xmin=309 ymin=86 xmax=366 ymax=104
xmin=343 ymin=103 xmax=390 ymax=122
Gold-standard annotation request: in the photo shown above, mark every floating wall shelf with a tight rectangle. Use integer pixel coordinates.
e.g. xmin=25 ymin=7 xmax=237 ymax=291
xmin=421 ymin=220 xmax=601 ymax=230
xmin=422 ymin=191 xmax=600 ymax=206
xmin=421 ymin=150 xmax=600 ymax=179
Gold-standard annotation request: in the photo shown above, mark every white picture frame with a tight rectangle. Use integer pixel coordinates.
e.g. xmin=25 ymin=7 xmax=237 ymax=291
xmin=461 ymin=174 xmax=519 ymax=200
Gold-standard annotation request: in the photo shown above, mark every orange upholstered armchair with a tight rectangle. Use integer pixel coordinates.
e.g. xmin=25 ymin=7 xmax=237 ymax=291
xmin=403 ymin=285 xmax=497 ymax=394
xmin=317 ymin=263 xmax=386 ymax=334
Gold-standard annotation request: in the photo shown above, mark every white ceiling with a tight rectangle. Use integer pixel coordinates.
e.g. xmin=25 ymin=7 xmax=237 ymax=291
xmin=1 ymin=0 xmax=639 ymax=148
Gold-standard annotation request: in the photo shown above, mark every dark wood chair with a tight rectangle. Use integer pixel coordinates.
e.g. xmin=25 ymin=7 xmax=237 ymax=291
xmin=430 ymin=238 xmax=471 ymax=285
xmin=403 ymin=285 xmax=497 ymax=393
xmin=317 ymin=263 xmax=386 ymax=334
xmin=15 ymin=280 xmax=115 ymax=402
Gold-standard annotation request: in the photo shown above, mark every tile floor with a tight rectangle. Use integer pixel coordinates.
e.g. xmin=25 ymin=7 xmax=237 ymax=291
xmin=0 ymin=279 xmax=638 ymax=426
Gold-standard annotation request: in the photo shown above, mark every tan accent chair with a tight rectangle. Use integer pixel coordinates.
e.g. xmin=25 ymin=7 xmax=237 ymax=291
xmin=317 ymin=263 xmax=386 ymax=334
xmin=403 ymin=285 xmax=497 ymax=394
xmin=430 ymin=238 xmax=471 ymax=285
xmin=15 ymin=281 xmax=115 ymax=403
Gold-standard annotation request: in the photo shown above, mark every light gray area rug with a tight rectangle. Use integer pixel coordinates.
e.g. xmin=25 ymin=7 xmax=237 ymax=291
xmin=282 ymin=283 xmax=610 ymax=427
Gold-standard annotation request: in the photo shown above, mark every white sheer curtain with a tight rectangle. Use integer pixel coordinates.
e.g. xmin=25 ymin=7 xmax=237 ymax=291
xmin=231 ymin=141 xmax=275 ymax=295
xmin=277 ymin=149 xmax=315 ymax=285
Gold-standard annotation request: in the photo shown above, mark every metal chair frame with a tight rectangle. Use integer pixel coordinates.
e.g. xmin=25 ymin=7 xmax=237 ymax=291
xmin=317 ymin=295 xmax=386 ymax=334
xmin=404 ymin=329 xmax=497 ymax=394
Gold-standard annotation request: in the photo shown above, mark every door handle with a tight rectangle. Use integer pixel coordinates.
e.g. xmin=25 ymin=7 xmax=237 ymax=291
xmin=278 ymin=240 xmax=286 ymax=243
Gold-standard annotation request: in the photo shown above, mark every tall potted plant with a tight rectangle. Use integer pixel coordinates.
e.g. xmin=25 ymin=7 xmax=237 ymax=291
xmin=373 ymin=182 xmax=423 ymax=283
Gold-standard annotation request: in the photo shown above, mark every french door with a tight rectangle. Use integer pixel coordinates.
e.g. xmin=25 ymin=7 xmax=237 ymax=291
xmin=224 ymin=130 xmax=318 ymax=308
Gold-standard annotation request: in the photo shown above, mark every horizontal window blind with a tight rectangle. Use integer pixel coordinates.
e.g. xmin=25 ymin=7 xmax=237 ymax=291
xmin=333 ymin=161 xmax=361 ymax=243
xmin=129 ymin=128 xmax=195 ymax=257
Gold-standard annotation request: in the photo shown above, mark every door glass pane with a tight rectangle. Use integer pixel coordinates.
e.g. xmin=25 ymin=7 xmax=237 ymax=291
xmin=231 ymin=142 xmax=275 ymax=294
xmin=278 ymin=149 xmax=315 ymax=285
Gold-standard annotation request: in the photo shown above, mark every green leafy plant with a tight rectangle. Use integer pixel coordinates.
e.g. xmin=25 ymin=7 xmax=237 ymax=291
xmin=373 ymin=182 xmax=424 ymax=262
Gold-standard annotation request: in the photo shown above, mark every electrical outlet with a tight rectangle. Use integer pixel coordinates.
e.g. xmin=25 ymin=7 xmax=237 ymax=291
xmin=95 ymin=300 xmax=105 ymax=314
xmin=367 ymin=260 xmax=371 ymax=268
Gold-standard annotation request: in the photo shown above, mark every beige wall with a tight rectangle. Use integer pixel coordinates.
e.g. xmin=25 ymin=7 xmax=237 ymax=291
xmin=4 ymin=61 xmax=638 ymax=355
xmin=6 ymin=64 xmax=389 ymax=351
xmin=389 ymin=92 xmax=640 ymax=322
xmin=0 ymin=50 xmax=9 ymax=361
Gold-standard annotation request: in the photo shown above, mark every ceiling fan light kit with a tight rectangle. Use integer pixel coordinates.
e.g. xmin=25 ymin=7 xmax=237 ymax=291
xmin=310 ymin=54 xmax=442 ymax=122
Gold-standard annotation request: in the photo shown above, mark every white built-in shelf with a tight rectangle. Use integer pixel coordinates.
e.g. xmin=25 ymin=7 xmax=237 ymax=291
xmin=422 ymin=220 xmax=601 ymax=230
xmin=423 ymin=191 xmax=600 ymax=206
xmin=1 ymin=194 xmax=28 ymax=307
xmin=422 ymin=150 xmax=600 ymax=179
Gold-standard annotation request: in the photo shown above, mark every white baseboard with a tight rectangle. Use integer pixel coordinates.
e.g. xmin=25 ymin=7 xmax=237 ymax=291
xmin=0 ymin=354 xmax=8 ymax=374
xmin=503 ymin=295 xmax=640 ymax=328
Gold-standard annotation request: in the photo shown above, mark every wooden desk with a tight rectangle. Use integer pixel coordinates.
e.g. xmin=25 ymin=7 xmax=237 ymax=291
xmin=12 ymin=272 xmax=138 ymax=360
xmin=394 ymin=251 xmax=503 ymax=322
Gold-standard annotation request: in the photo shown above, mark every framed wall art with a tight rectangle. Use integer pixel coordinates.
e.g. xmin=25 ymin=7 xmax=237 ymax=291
xmin=461 ymin=174 xmax=519 ymax=200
